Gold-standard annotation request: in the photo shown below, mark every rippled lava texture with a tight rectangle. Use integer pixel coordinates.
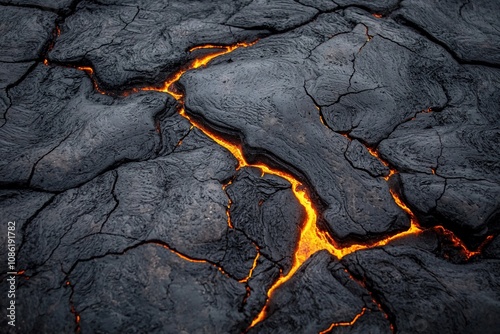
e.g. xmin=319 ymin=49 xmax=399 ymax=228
xmin=1 ymin=0 xmax=500 ymax=333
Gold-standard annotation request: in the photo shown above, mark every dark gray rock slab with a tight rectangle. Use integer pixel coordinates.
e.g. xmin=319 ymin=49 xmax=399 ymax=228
xmin=226 ymin=0 xmax=318 ymax=32
xmin=345 ymin=139 xmax=390 ymax=177
xmin=343 ymin=244 xmax=500 ymax=334
xmin=0 ymin=5 xmax=56 ymax=123
xmin=49 ymin=0 xmax=268 ymax=89
xmin=0 ymin=269 xmax=74 ymax=334
xmin=297 ymin=0 xmax=400 ymax=12
xmin=484 ymin=235 xmax=500 ymax=259
xmin=2 ymin=0 xmax=74 ymax=11
xmin=0 ymin=64 xmax=190 ymax=192
xmin=0 ymin=190 xmax=53 ymax=275
xmin=335 ymin=0 xmax=400 ymax=12
xmin=436 ymin=179 xmax=499 ymax=237
xmin=7 ymin=131 xmax=248 ymax=331
xmin=397 ymin=173 xmax=445 ymax=225
xmin=396 ymin=0 xmax=500 ymax=65
xmin=226 ymin=167 xmax=304 ymax=273
xmin=248 ymin=251 xmax=391 ymax=334
xmin=0 ymin=62 xmax=35 ymax=99
xmin=17 ymin=129 xmax=239 ymax=272
xmin=312 ymin=10 xmax=448 ymax=145
xmin=181 ymin=12 xmax=409 ymax=242
xmin=378 ymin=65 xmax=500 ymax=236
xmin=379 ymin=110 xmax=500 ymax=182
xmin=70 ymin=243 xmax=247 ymax=334
xmin=0 ymin=5 xmax=56 ymax=62
xmin=17 ymin=170 xmax=125 ymax=272
xmin=0 ymin=61 xmax=35 ymax=123
xmin=296 ymin=0 xmax=337 ymax=11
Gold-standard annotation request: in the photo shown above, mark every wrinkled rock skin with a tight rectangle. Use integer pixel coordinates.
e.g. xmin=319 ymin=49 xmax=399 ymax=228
xmin=0 ymin=0 xmax=499 ymax=333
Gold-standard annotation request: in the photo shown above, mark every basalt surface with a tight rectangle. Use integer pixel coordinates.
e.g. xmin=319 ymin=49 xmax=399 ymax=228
xmin=0 ymin=1 xmax=499 ymax=333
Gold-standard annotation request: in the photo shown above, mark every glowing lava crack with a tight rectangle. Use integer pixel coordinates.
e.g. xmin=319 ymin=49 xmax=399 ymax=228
xmin=45 ymin=40 xmax=493 ymax=332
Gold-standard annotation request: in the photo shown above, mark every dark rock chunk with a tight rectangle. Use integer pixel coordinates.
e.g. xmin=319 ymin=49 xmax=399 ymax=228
xmin=3 ymin=0 xmax=74 ymax=11
xmin=398 ymin=171 xmax=499 ymax=242
xmin=305 ymin=23 xmax=368 ymax=107
xmin=345 ymin=139 xmax=390 ymax=177
xmin=49 ymin=0 xmax=267 ymax=89
xmin=0 ymin=5 xmax=56 ymax=122
xmin=248 ymin=251 xmax=391 ymax=334
xmin=343 ymin=245 xmax=500 ymax=334
xmin=379 ymin=122 xmax=441 ymax=174
xmin=398 ymin=172 xmax=445 ymax=225
xmin=0 ymin=190 xmax=53 ymax=274
xmin=14 ymin=129 xmax=271 ymax=331
xmin=0 ymin=64 xmax=189 ymax=192
xmin=380 ymin=108 xmax=500 ymax=183
xmin=243 ymin=257 xmax=281 ymax=318
xmin=335 ymin=0 xmax=400 ymax=12
xmin=484 ymin=235 xmax=500 ymax=259
xmin=436 ymin=179 xmax=500 ymax=237
xmin=17 ymin=129 xmax=238 ymax=271
xmin=226 ymin=0 xmax=318 ymax=32
xmin=296 ymin=0 xmax=337 ymax=11
xmin=0 ymin=5 xmax=56 ymax=62
xmin=314 ymin=11 xmax=448 ymax=145
xmin=226 ymin=167 xmax=304 ymax=273
xmin=436 ymin=125 xmax=499 ymax=182
xmin=396 ymin=0 xmax=500 ymax=65
xmin=0 ymin=269 xmax=74 ymax=334
xmin=70 ymin=244 xmax=247 ymax=333
xmin=378 ymin=66 xmax=500 ymax=236
xmin=17 ymin=171 xmax=122 ymax=272
xmin=0 ymin=62 xmax=34 ymax=103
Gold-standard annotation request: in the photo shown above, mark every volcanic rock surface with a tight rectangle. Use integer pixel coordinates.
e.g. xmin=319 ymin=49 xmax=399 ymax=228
xmin=0 ymin=0 xmax=499 ymax=333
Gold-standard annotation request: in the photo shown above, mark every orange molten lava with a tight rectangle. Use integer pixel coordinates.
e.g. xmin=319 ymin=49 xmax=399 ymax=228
xmin=222 ymin=179 xmax=235 ymax=229
xmin=142 ymin=41 xmax=256 ymax=100
xmin=239 ymin=251 xmax=261 ymax=284
xmin=319 ymin=308 xmax=367 ymax=334
xmin=74 ymin=66 xmax=107 ymax=95
xmin=155 ymin=243 xmax=229 ymax=276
